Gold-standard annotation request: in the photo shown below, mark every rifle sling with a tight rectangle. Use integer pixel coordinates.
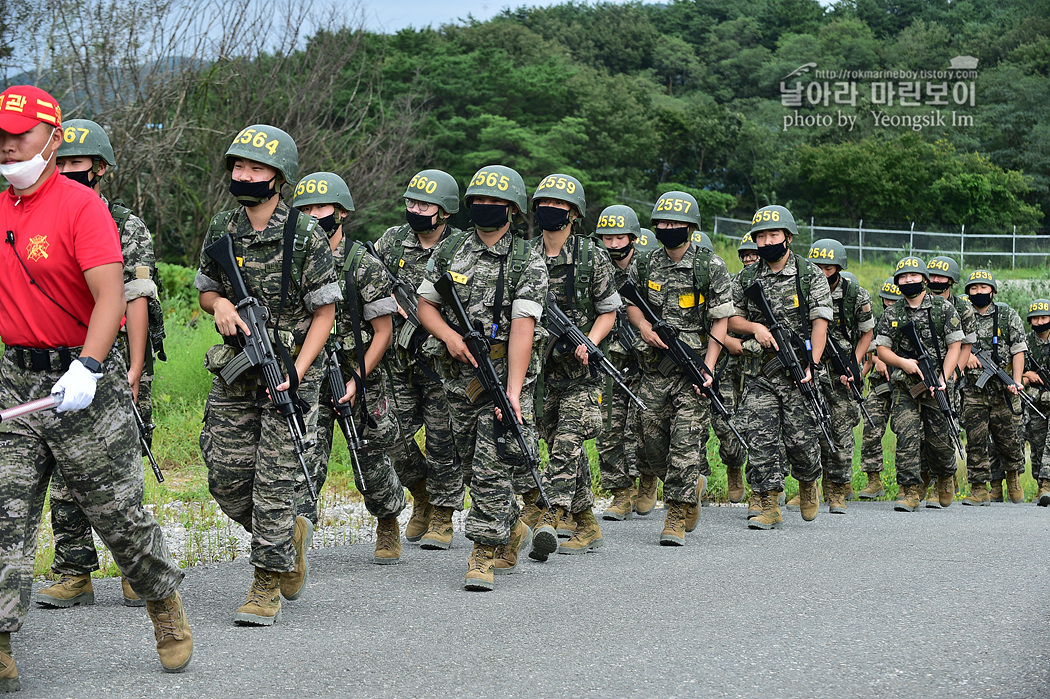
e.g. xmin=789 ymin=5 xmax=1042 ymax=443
xmin=344 ymin=261 xmax=375 ymax=430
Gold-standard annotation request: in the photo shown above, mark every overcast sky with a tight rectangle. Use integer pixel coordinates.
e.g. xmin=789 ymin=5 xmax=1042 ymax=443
xmin=358 ymin=0 xmax=653 ymax=33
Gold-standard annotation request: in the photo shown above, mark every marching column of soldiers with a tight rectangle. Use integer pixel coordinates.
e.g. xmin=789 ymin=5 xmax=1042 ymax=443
xmin=0 ymin=87 xmax=1048 ymax=691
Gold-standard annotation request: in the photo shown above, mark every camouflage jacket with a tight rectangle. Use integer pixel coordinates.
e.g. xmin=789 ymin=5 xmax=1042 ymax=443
xmin=331 ymin=233 xmax=398 ymax=359
xmin=828 ymin=276 xmax=874 ymax=354
xmin=873 ymin=292 xmax=964 ymax=386
xmin=951 ymin=293 xmax=978 ymax=345
xmin=967 ymin=301 xmax=1027 ymax=380
xmin=1026 ymin=331 xmax=1050 ymax=403
xmin=102 ymin=195 xmax=158 ymax=304
xmin=607 ymin=255 xmax=638 ymax=369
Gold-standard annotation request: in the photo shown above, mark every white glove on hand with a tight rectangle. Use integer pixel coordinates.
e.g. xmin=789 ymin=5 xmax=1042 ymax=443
xmin=52 ymin=359 xmax=102 ymax=413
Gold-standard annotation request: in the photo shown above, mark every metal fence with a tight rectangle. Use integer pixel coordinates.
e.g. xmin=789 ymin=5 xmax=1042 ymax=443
xmin=709 ymin=216 xmax=1050 ymax=269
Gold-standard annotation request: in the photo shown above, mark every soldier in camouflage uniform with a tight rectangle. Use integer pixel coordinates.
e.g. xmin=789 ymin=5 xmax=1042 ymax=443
xmin=595 ymin=205 xmax=644 ymax=520
xmin=873 ymin=257 xmax=963 ymax=511
xmin=857 ymin=277 xmax=900 ymax=499
xmin=528 ymin=175 xmax=619 ymax=561
xmin=804 ymin=239 xmax=874 ymax=514
xmin=1022 ymin=299 xmax=1050 ymax=505
xmin=373 ymin=170 xmax=462 ymax=550
xmin=36 ymin=119 xmax=163 ymax=609
xmin=417 ymin=164 xmax=549 ymax=591
xmin=0 ymin=85 xmax=191 ymax=686
xmin=196 ymin=126 xmax=339 ymax=624
xmin=958 ymin=270 xmax=1028 ymax=505
xmin=626 ymin=191 xmax=733 ymax=545
xmin=292 ymin=172 xmax=406 ymax=563
xmin=728 ymin=205 xmax=833 ymax=529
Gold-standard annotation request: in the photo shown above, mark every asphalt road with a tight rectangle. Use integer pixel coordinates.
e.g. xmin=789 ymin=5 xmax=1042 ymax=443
xmin=15 ymin=500 xmax=1050 ymax=698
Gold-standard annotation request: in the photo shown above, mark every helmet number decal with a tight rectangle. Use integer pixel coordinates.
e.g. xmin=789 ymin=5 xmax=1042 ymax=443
xmin=809 ymin=247 xmax=834 ymax=260
xmin=1032 ymin=302 xmax=1050 ymax=312
xmin=539 ymin=175 xmax=576 ymax=194
xmin=294 ymin=178 xmax=329 ymax=197
xmin=63 ymin=127 xmax=90 ymax=144
xmin=236 ymin=128 xmax=280 ymax=156
xmin=409 ymin=175 xmax=438 ymax=194
xmin=896 ymin=257 xmax=920 ymax=270
xmin=597 ymin=214 xmax=626 ymax=229
xmin=751 ymin=209 xmax=781 ymax=225
xmin=928 ymin=259 xmax=951 ymax=271
xmin=470 ymin=170 xmax=510 ymax=191
xmin=656 ymin=197 xmax=691 ymax=213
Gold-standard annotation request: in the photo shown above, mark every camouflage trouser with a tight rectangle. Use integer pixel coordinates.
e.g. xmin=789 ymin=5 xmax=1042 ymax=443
xmin=860 ymin=384 xmax=891 ymax=472
xmin=0 ymin=351 xmax=183 ymax=632
xmin=817 ymin=374 xmax=860 ymax=484
xmin=446 ymin=385 xmax=536 ymax=547
xmin=596 ymin=376 xmax=638 ymax=491
xmin=539 ymin=372 xmax=601 ymax=513
xmin=738 ymin=373 xmax=822 ymax=493
xmin=302 ymin=366 xmax=406 ymax=524
xmin=633 ymin=370 xmax=708 ymax=505
xmin=701 ymin=370 xmax=747 ymax=477
xmin=48 ymin=375 xmax=155 ymax=576
xmin=1029 ymin=407 xmax=1050 ymax=480
xmin=200 ymin=358 xmax=324 ymax=573
xmin=385 ymin=361 xmax=462 ymax=509
xmin=961 ymin=386 xmax=1024 ymax=484
xmin=890 ymin=384 xmax=957 ymax=486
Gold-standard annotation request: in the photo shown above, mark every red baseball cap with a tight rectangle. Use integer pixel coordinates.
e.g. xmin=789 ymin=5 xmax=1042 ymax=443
xmin=0 ymin=85 xmax=62 ymax=135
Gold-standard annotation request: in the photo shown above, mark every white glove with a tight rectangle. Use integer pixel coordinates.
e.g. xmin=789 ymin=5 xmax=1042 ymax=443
xmin=51 ymin=359 xmax=102 ymax=413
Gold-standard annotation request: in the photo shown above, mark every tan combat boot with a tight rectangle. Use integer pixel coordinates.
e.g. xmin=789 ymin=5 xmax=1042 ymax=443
xmin=989 ymin=478 xmax=1005 ymax=503
xmin=962 ymin=482 xmax=991 ymax=506
xmin=530 ymin=507 xmax=563 ymax=562
xmin=747 ymin=490 xmax=762 ymax=520
xmin=520 ymin=488 xmax=544 ymax=530
xmin=1037 ymin=479 xmax=1050 ymax=506
xmin=602 ymin=486 xmax=635 ymax=521
xmin=556 ymin=510 xmax=576 ymax=538
xmin=747 ymin=491 xmax=783 ymax=530
xmin=493 ymin=518 xmax=533 ymax=574
xmin=420 ymin=506 xmax=454 ymax=550
xmin=281 ymin=515 xmax=313 ymax=600
xmin=560 ymin=508 xmax=603 ymax=554
xmin=785 ymin=492 xmax=801 ymax=511
xmin=1005 ymin=471 xmax=1024 ymax=504
xmin=235 ymin=568 xmax=282 ymax=626
xmin=146 ymin=590 xmax=193 ymax=672
xmin=405 ymin=479 xmax=434 ymax=542
xmin=121 ymin=577 xmax=145 ymax=608
xmin=857 ymin=472 xmax=884 ymax=499
xmin=798 ymin=480 xmax=819 ymax=521
xmin=683 ymin=474 xmax=708 ymax=533
xmin=374 ymin=517 xmax=402 ymax=565
xmin=827 ymin=482 xmax=848 ymax=514
xmin=35 ymin=573 xmax=94 ymax=608
xmin=726 ymin=466 xmax=745 ymax=503
xmin=936 ymin=475 xmax=955 ymax=508
xmin=894 ymin=484 xmax=921 ymax=512
xmin=464 ymin=543 xmax=496 ymax=591
xmin=0 ymin=632 xmax=18 ymax=693
xmin=659 ymin=501 xmax=687 ymax=546
xmin=635 ymin=474 xmax=658 ymax=515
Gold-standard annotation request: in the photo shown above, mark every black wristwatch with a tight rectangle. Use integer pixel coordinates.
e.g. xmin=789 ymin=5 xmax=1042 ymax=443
xmin=79 ymin=356 xmax=103 ymax=374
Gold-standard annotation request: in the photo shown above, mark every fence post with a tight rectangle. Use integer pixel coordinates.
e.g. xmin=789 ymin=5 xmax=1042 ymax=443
xmin=1012 ymin=225 xmax=1017 ymax=269
xmin=714 ymin=216 xmax=719 ymax=238
xmin=909 ymin=221 xmax=914 ymax=254
xmin=960 ymin=224 xmax=965 ymax=267
xmin=858 ymin=219 xmax=864 ymax=264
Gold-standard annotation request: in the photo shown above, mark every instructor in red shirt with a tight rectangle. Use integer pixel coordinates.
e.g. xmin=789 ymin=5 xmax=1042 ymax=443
xmin=0 ymin=85 xmax=193 ymax=691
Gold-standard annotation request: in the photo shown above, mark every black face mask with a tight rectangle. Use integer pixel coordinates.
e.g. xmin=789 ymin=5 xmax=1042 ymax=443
xmin=927 ymin=280 xmax=951 ymax=294
xmin=606 ymin=245 xmax=632 ymax=262
xmin=229 ymin=176 xmax=277 ymax=206
xmin=1032 ymin=320 xmax=1050 ymax=335
xmin=315 ymin=213 xmax=338 ymax=233
xmin=470 ymin=202 xmax=509 ymax=230
xmin=534 ymin=205 xmax=571 ymax=231
xmin=61 ymin=169 xmax=96 ymax=188
xmin=969 ymin=292 xmax=993 ymax=309
xmin=827 ymin=270 xmax=840 ymax=287
xmin=655 ymin=225 xmax=690 ymax=249
xmin=756 ymin=241 xmax=788 ymax=262
xmin=406 ymin=209 xmax=439 ymax=233
xmin=898 ymin=281 xmax=925 ymax=299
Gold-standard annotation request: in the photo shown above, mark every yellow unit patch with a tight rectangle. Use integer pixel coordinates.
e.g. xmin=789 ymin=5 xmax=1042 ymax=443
xmin=891 ymin=321 xmax=898 ymax=327
xmin=236 ymin=256 xmax=244 ymax=268
xmin=450 ymin=271 xmax=468 ymax=284
xmin=679 ymin=293 xmax=697 ymax=308
xmin=398 ymin=259 xmax=405 ymax=268
xmin=135 ymin=266 xmax=150 ymax=280
xmin=648 ymin=280 xmax=661 ymax=292
xmin=792 ymin=294 xmax=799 ymax=308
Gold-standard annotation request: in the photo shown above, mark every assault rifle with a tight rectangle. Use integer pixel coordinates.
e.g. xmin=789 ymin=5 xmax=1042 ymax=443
xmin=434 ymin=272 xmax=550 ymax=510
xmin=204 ymin=234 xmax=317 ymax=501
xmin=619 ymin=280 xmax=749 ymax=453
xmin=131 ymin=401 xmax=164 ymax=483
xmin=325 ymin=343 xmax=368 ymax=493
xmin=544 ymin=293 xmax=647 ymax=412
xmin=1026 ymin=350 xmax=1050 ymax=393
xmin=823 ymin=334 xmax=876 ymax=428
xmin=366 ymin=241 xmax=422 ymax=330
xmin=742 ymin=281 xmax=836 ymax=449
xmin=973 ymin=347 xmax=1047 ymax=420
xmin=899 ymin=321 xmax=965 ymax=458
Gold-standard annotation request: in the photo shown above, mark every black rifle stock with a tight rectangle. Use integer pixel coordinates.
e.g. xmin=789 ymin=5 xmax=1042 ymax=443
xmin=899 ymin=321 xmax=965 ymax=458
xmin=742 ymin=281 xmax=836 ymax=449
xmin=1026 ymin=350 xmax=1050 ymax=396
xmin=973 ymin=348 xmax=1047 ymax=420
xmin=544 ymin=293 xmax=647 ymax=412
xmin=823 ymin=334 xmax=876 ymax=428
xmin=619 ymin=280 xmax=749 ymax=453
xmin=366 ymin=241 xmax=422 ymax=330
xmin=131 ymin=401 xmax=164 ymax=483
xmin=204 ymin=234 xmax=317 ymax=501
xmin=326 ymin=343 xmax=368 ymax=493
xmin=434 ymin=272 xmax=550 ymax=510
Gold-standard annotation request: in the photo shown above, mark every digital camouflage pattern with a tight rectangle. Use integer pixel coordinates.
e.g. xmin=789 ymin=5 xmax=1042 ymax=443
xmin=419 ymin=230 xmax=548 ymax=545
xmin=960 ymin=302 xmax=1028 ymax=483
xmin=732 ymin=253 xmax=833 ymax=493
xmin=861 ymin=318 xmax=892 ymax=474
xmin=195 ymin=201 xmax=340 ymax=572
xmin=0 ymin=350 xmax=184 ymax=631
xmin=872 ymin=293 xmax=964 ymax=485
xmin=597 ymin=260 xmax=639 ymax=491
xmin=628 ymin=243 xmax=734 ymax=504
xmin=1026 ymin=331 xmax=1050 ymax=480
xmin=374 ymin=223 xmax=461 ymax=509
xmin=539 ymin=234 xmax=620 ymax=513
xmin=952 ymin=294 xmax=978 ymax=346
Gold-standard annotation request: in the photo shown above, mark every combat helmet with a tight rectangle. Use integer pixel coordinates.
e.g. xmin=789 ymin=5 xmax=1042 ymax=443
xmin=464 ymin=165 xmax=527 ymax=213
xmin=292 ymin=172 xmax=355 ymax=212
xmin=748 ymin=205 xmax=797 ymax=237
xmin=225 ymin=124 xmax=298 ymax=184
xmin=533 ymin=174 xmax=585 ymax=217
xmin=595 ymin=204 xmax=640 ymax=239
xmin=808 ymin=238 xmax=848 ymax=269
xmin=651 ymin=191 xmax=700 ymax=227
xmin=404 ymin=169 xmax=460 ymax=214
xmin=57 ymin=118 xmax=116 ymax=166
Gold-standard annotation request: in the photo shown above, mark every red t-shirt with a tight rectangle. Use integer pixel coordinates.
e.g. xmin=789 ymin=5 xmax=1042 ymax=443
xmin=0 ymin=168 xmax=123 ymax=347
